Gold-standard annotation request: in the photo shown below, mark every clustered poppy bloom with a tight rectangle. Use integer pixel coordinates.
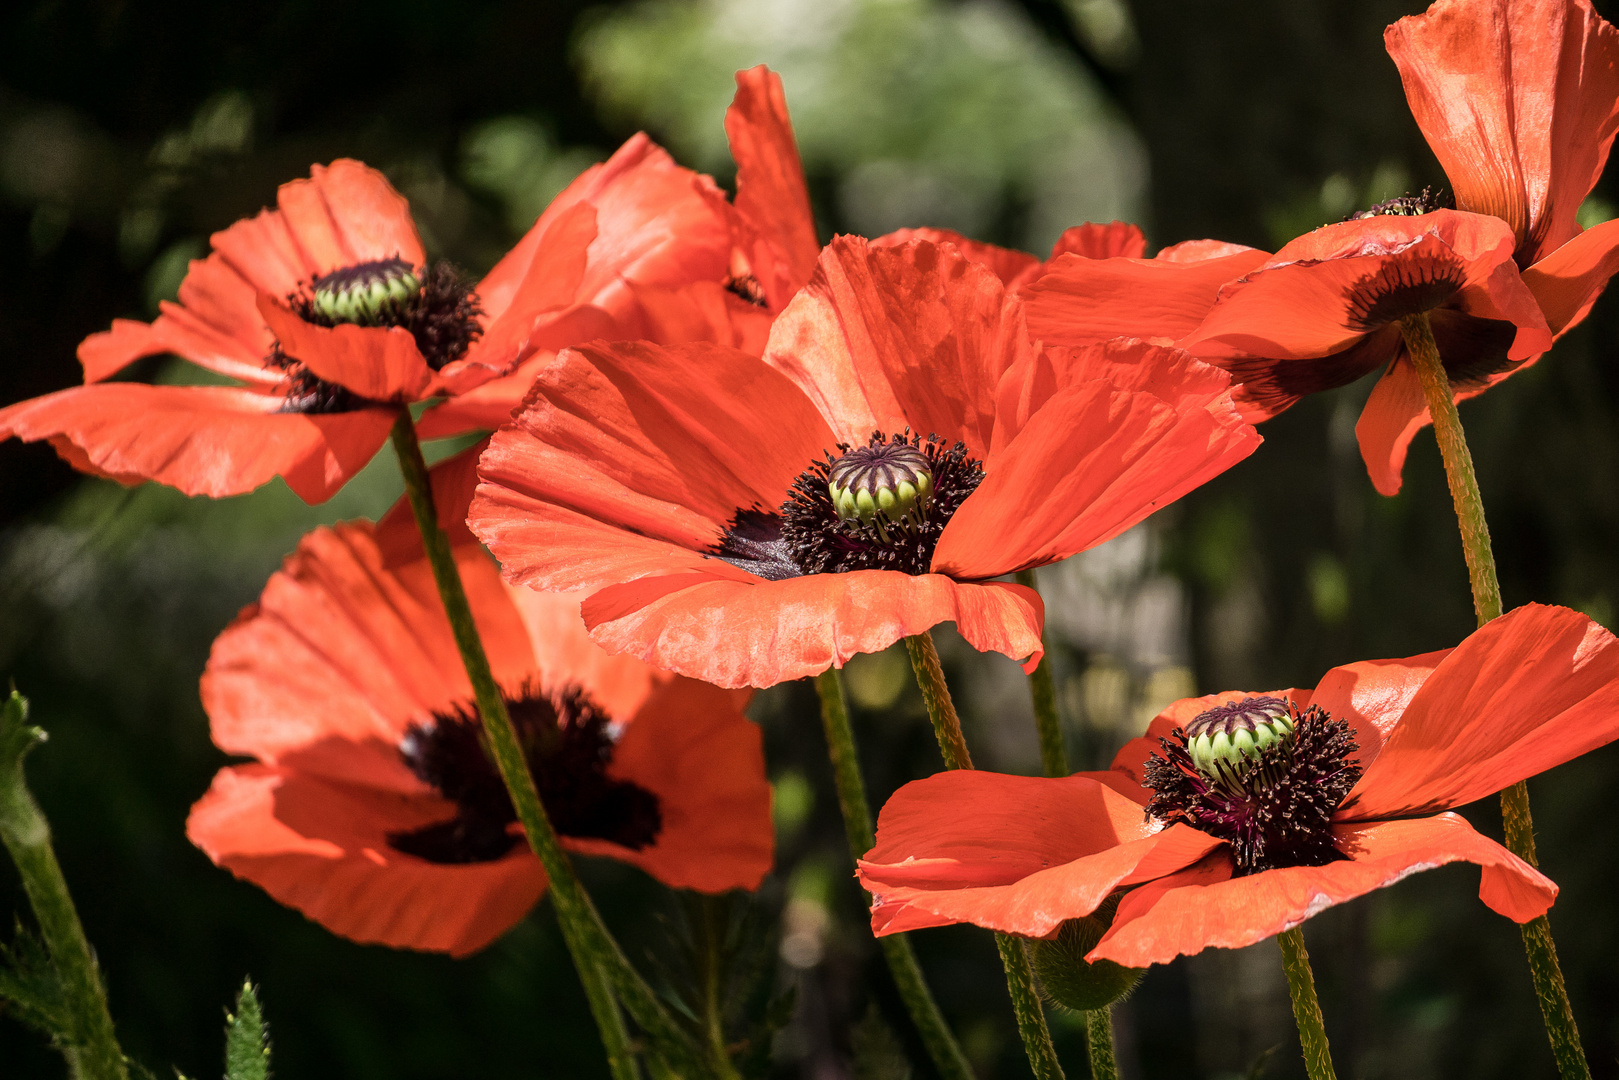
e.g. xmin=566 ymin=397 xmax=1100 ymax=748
xmin=468 ymin=234 xmax=1261 ymax=689
xmin=186 ymin=522 xmax=773 ymax=956
xmin=0 ymin=134 xmax=735 ymax=503
xmin=857 ymin=603 xmax=1619 ymax=968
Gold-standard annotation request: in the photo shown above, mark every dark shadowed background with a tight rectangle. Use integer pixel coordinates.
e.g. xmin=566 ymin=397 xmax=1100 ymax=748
xmin=3 ymin=1 xmax=1619 ymax=1077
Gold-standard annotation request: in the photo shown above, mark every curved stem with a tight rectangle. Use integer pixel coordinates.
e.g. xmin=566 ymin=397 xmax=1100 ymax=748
xmin=1013 ymin=569 xmax=1068 ymax=778
xmin=996 ymin=935 xmax=1065 ymax=1080
xmin=1400 ymin=315 xmax=1590 ymax=1080
xmin=389 ymin=412 xmax=718 ymax=1079
xmin=1084 ymin=1008 xmax=1120 ymax=1080
xmin=813 ymin=670 xmax=976 ymax=1080
xmin=1276 ymin=928 xmax=1337 ymax=1080
xmin=903 ymin=632 xmax=1065 ymax=1078
xmin=0 ymin=692 xmax=128 ymax=1080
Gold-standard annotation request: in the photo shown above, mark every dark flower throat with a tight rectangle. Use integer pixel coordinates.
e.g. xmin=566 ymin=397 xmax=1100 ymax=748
xmin=273 ymin=257 xmax=484 ymax=415
xmin=388 ymin=683 xmax=661 ymax=865
xmin=1142 ymin=696 xmax=1362 ymax=875
xmin=713 ymin=431 xmax=984 ymax=580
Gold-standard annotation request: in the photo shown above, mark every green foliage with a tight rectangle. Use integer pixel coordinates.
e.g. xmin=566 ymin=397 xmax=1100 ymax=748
xmin=0 ymin=921 xmax=69 ymax=1045
xmin=0 ymin=690 xmax=45 ymax=782
xmin=223 ymin=982 xmax=270 ymax=1080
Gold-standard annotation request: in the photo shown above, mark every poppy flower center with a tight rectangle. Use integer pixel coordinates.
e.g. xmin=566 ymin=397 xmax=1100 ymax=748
xmin=712 ymin=432 xmax=983 ymax=580
xmin=387 ymin=682 xmax=661 ymax=865
xmin=1141 ymin=695 xmax=1361 ymax=875
xmin=1343 ymin=185 xmax=1454 ymax=221
xmin=271 ymin=258 xmax=485 ymax=415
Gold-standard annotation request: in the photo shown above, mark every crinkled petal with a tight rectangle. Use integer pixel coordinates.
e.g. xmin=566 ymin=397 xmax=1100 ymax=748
xmin=1386 ymin=0 xmax=1619 ymax=266
xmin=1020 ymin=248 xmax=1269 ymax=347
xmin=187 ymin=764 xmax=542 ymax=957
xmin=580 ymin=571 xmax=1042 ymax=689
xmin=873 ymin=228 xmax=1040 ymax=286
xmin=258 ymin=297 xmax=435 ymax=402
xmin=764 ymin=236 xmax=1023 ymax=452
xmin=1090 ymin=814 xmax=1557 ymax=967
xmin=935 ymin=342 xmax=1260 ymax=578
xmin=726 ymin=66 xmax=821 ymax=310
xmin=202 ymin=522 xmax=532 ymax=780
xmin=569 ymin=675 xmax=772 ymax=891
xmin=269 ymin=159 xmax=426 ymax=274
xmin=1048 ymin=221 xmax=1148 ymax=261
xmin=0 ymin=382 xmax=392 ymax=502
xmin=1348 ymin=603 xmax=1619 ymax=819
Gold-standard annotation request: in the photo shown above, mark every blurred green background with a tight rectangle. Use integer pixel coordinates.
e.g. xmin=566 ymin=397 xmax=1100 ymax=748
xmin=3 ymin=0 xmax=1619 ymax=1077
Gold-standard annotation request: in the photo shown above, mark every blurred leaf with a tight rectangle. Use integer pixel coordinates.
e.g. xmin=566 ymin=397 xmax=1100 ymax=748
xmin=223 ymin=981 xmax=269 ymax=1080
xmin=0 ymin=920 xmax=69 ymax=1043
xmin=850 ymin=1002 xmax=912 ymax=1080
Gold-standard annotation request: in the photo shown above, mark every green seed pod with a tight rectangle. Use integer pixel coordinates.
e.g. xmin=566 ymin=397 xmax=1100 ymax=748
xmin=1185 ymin=695 xmax=1297 ymax=780
xmin=827 ymin=442 xmax=933 ymax=526
xmin=1029 ymin=907 xmax=1144 ymax=1012
xmin=312 ymin=258 xmax=421 ymax=325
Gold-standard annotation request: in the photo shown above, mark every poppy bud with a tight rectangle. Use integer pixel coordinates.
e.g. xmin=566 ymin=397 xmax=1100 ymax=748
xmin=1185 ymin=695 xmax=1296 ymax=781
xmin=1030 ymin=900 xmax=1144 ymax=1011
xmin=827 ymin=443 xmax=933 ymax=526
xmin=312 ymin=258 xmax=421 ymax=326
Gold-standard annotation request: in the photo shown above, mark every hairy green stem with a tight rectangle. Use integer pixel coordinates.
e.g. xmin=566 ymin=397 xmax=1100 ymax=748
xmin=1400 ymin=315 xmax=1589 ymax=1080
xmin=1084 ymin=1008 xmax=1120 ymax=1080
xmin=1013 ymin=569 xmax=1068 ymax=778
xmin=903 ymin=632 xmax=1065 ymax=1078
xmin=813 ymin=669 xmax=976 ymax=1080
xmin=389 ymin=412 xmax=719 ymax=1079
xmin=579 ymin=959 xmax=642 ymax=1080
xmin=0 ymin=692 xmax=127 ymax=1080
xmin=1276 ymin=929 xmax=1337 ymax=1080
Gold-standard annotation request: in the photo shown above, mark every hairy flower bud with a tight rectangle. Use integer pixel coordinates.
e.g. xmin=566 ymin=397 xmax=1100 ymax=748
xmin=1029 ymin=900 xmax=1144 ymax=1012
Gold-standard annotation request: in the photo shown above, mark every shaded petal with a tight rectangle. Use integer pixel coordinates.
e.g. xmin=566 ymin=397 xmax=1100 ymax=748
xmin=0 ymin=383 xmax=393 ymax=502
xmin=469 ymin=341 xmax=836 ymax=588
xmin=1181 ymin=212 xmax=1549 ymax=363
xmin=570 ymin=674 xmax=772 ymax=892
xmin=1091 ymin=815 xmax=1556 ymax=967
xmin=726 ymin=66 xmax=821 ymax=310
xmin=1220 ymin=328 xmax=1398 ymax=423
xmin=1048 ymin=221 xmax=1148 ymax=261
xmin=1355 ymin=350 xmax=1435 ymax=498
xmin=1020 ymin=248 xmax=1269 ymax=347
xmin=259 ymin=297 xmax=435 ymax=402
xmin=1522 ymin=217 xmax=1619 ymax=334
xmin=201 ymin=522 xmax=533 ymax=779
xmin=935 ymin=341 xmax=1260 ymax=578
xmin=269 ymin=159 xmax=426 ymax=274
xmin=462 ymin=202 xmax=599 ymax=373
xmin=1305 ymin=649 xmax=1451 ymax=777
xmin=580 ymin=571 xmax=1042 ymax=689
xmin=624 ymin=281 xmax=775 ymax=356
xmin=1348 ymin=603 xmax=1619 ymax=819
xmin=1386 ymin=0 xmax=1619 ymax=266
xmin=873 ymin=228 xmax=1040 ymax=286
xmin=187 ymin=764 xmax=542 ymax=957
xmin=764 ymin=236 xmax=1023 ymax=452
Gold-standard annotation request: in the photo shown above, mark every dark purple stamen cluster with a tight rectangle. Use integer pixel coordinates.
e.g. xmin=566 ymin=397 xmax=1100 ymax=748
xmin=725 ymin=272 xmax=769 ymax=307
xmin=1142 ymin=698 xmax=1362 ymax=875
xmin=713 ymin=431 xmax=982 ymax=579
xmin=272 ymin=259 xmax=484 ymax=415
xmin=1343 ymin=252 xmax=1467 ymax=331
xmin=388 ymin=682 xmax=661 ymax=865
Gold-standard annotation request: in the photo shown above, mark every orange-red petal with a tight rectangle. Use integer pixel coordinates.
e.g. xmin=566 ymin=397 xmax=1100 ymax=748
xmin=764 ymin=236 xmax=1024 ymax=451
xmin=0 ymin=383 xmax=393 ymax=502
xmin=1048 ymin=221 xmax=1147 ymax=261
xmin=1346 ymin=603 xmax=1619 ymax=820
xmin=726 ymin=66 xmax=821 ymax=310
xmin=1090 ymin=814 xmax=1556 ymax=967
xmin=187 ymin=763 xmax=544 ymax=957
xmin=580 ymin=570 xmax=1042 ymax=689
xmin=1386 ymin=0 xmax=1619 ymax=266
xmin=258 ymin=296 xmax=436 ymax=403
xmin=1521 ymin=217 xmax=1619 ymax=335
xmin=873 ymin=228 xmax=1040 ymax=286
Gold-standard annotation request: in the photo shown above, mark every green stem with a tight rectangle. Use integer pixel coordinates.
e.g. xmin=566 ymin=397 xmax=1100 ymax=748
xmin=1084 ymin=1008 xmax=1120 ymax=1080
xmin=1276 ymin=929 xmax=1337 ymax=1080
xmin=995 ymin=935 xmax=1066 ymax=1080
xmin=903 ymin=634 xmax=973 ymax=770
xmin=1400 ymin=315 xmax=1590 ymax=1080
xmin=1013 ymin=569 xmax=1068 ymax=778
xmin=0 ymin=692 xmax=127 ymax=1080
xmin=579 ymin=959 xmax=642 ymax=1080
xmin=388 ymin=412 xmax=718 ymax=1079
xmin=813 ymin=670 xmax=976 ymax=1080
xmin=903 ymin=632 xmax=1065 ymax=1078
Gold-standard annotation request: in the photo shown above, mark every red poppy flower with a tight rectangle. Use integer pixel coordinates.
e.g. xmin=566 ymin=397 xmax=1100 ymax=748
xmin=1 ymin=137 xmax=734 ymax=503
xmin=856 ymin=603 xmax=1619 ymax=967
xmin=185 ymin=521 xmax=772 ymax=957
xmin=467 ymin=235 xmax=1260 ymax=688
xmin=876 ymin=219 xmax=1151 ymax=290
